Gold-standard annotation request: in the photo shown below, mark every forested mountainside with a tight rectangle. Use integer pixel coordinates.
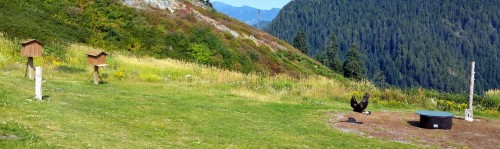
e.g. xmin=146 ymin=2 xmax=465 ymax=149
xmin=265 ymin=0 xmax=500 ymax=93
xmin=212 ymin=2 xmax=280 ymax=27
xmin=0 ymin=0 xmax=332 ymax=77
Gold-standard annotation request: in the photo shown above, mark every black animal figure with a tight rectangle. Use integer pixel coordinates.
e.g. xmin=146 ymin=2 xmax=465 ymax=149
xmin=350 ymin=93 xmax=371 ymax=114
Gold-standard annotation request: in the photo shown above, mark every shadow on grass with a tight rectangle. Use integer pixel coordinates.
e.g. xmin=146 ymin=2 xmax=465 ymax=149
xmin=55 ymin=65 xmax=86 ymax=73
xmin=339 ymin=117 xmax=364 ymax=124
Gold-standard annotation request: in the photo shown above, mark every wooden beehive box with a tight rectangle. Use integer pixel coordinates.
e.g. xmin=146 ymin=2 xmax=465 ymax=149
xmin=86 ymin=50 xmax=108 ymax=66
xmin=20 ymin=39 xmax=43 ymax=57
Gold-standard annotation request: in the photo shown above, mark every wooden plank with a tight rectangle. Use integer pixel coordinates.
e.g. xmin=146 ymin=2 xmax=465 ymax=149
xmin=98 ymin=54 xmax=106 ymax=65
xmin=34 ymin=44 xmax=41 ymax=57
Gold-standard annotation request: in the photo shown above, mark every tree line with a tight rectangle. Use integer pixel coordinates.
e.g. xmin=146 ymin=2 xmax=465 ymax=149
xmin=266 ymin=0 xmax=500 ymax=93
xmin=293 ymin=30 xmax=365 ymax=81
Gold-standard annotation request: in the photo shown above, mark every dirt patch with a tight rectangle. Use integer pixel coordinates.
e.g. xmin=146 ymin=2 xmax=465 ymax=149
xmin=329 ymin=112 xmax=500 ymax=148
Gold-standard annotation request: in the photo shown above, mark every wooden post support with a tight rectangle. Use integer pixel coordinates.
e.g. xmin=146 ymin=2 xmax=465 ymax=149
xmin=465 ymin=61 xmax=475 ymax=122
xmin=27 ymin=57 xmax=34 ymax=80
xmin=93 ymin=65 xmax=99 ymax=85
xmin=35 ymin=67 xmax=42 ymax=100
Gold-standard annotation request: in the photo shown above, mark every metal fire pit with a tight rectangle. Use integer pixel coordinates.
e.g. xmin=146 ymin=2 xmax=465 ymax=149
xmin=416 ymin=110 xmax=453 ymax=129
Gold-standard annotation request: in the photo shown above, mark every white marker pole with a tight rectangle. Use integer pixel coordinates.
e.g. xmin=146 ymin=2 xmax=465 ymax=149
xmin=35 ymin=67 xmax=42 ymax=100
xmin=465 ymin=61 xmax=475 ymax=122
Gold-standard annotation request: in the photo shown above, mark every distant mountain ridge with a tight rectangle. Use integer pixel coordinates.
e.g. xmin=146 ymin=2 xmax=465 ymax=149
xmin=213 ymin=1 xmax=280 ymax=28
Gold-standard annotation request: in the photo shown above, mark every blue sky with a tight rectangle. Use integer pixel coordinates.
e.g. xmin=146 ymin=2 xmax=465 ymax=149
xmin=212 ymin=0 xmax=291 ymax=10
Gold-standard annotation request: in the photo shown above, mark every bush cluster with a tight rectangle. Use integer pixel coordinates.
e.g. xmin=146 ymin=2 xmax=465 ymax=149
xmin=436 ymin=99 xmax=468 ymax=112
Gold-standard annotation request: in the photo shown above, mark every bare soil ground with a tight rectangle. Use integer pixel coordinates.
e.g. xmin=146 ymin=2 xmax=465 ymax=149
xmin=329 ymin=112 xmax=500 ymax=148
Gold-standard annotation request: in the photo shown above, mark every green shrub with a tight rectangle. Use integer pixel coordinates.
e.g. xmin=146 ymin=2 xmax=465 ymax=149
xmin=481 ymin=95 xmax=500 ymax=111
xmin=378 ymin=88 xmax=408 ymax=103
xmin=429 ymin=92 xmax=467 ymax=103
xmin=113 ymin=68 xmax=126 ymax=79
xmin=0 ymin=33 xmax=22 ymax=64
xmin=250 ymin=51 xmax=260 ymax=61
xmin=43 ymin=43 xmax=66 ymax=61
xmin=188 ymin=43 xmax=212 ymax=64
xmin=100 ymin=72 xmax=109 ymax=79
xmin=223 ymin=31 xmax=234 ymax=40
xmin=436 ymin=99 xmax=467 ymax=112
xmin=484 ymin=89 xmax=500 ymax=111
xmin=220 ymin=48 xmax=233 ymax=68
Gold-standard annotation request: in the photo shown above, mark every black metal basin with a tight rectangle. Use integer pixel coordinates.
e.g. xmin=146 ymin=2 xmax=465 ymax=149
xmin=416 ymin=110 xmax=453 ymax=129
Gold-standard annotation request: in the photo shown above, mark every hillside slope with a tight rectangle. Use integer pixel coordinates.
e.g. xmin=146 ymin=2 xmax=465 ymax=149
xmin=0 ymin=0 xmax=332 ymax=78
xmin=265 ymin=0 xmax=500 ymax=92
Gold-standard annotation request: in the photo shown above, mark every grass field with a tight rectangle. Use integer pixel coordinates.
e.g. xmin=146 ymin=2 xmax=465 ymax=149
xmin=1 ymin=35 xmax=498 ymax=148
xmin=0 ymin=67 xmax=420 ymax=148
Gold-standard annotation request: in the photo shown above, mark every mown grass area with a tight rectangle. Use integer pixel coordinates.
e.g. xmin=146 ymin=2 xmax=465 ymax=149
xmin=1 ymin=35 xmax=499 ymax=148
xmin=0 ymin=67 xmax=419 ymax=148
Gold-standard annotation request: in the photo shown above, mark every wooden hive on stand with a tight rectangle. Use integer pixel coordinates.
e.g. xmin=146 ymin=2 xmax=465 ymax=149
xmin=20 ymin=39 xmax=43 ymax=57
xmin=86 ymin=50 xmax=108 ymax=66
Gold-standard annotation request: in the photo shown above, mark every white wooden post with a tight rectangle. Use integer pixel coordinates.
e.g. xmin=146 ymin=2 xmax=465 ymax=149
xmin=35 ymin=67 xmax=42 ymax=100
xmin=465 ymin=61 xmax=475 ymax=122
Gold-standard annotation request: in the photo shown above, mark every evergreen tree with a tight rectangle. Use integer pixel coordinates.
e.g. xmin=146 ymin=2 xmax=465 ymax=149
xmin=343 ymin=44 xmax=366 ymax=80
xmin=265 ymin=0 xmax=500 ymax=92
xmin=315 ymin=51 xmax=328 ymax=66
xmin=293 ymin=29 xmax=309 ymax=55
xmin=373 ymin=69 xmax=387 ymax=88
xmin=323 ymin=34 xmax=342 ymax=73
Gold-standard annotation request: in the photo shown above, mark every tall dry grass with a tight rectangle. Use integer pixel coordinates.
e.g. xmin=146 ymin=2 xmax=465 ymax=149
xmin=0 ymin=33 xmax=22 ymax=67
xmin=485 ymin=89 xmax=500 ymax=97
xmin=0 ymin=34 xmax=435 ymax=108
xmin=111 ymin=53 xmax=377 ymax=104
xmin=483 ymin=89 xmax=500 ymax=112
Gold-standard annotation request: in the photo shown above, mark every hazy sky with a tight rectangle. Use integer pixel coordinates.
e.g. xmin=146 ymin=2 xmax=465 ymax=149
xmin=212 ymin=0 xmax=291 ymax=10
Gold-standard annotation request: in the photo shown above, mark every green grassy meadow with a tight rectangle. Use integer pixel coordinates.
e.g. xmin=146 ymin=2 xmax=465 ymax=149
xmin=0 ymin=34 xmax=498 ymax=148
xmin=0 ymin=68 xmax=418 ymax=148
